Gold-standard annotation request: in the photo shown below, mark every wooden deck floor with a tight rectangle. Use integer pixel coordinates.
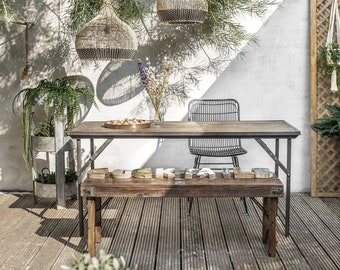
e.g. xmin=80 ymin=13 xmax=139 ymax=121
xmin=0 ymin=193 xmax=339 ymax=270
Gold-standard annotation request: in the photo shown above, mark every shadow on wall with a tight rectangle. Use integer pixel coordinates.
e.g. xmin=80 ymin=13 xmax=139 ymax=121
xmin=97 ymin=61 xmax=144 ymax=106
xmin=141 ymin=0 xmax=308 ymax=189
xmin=0 ymin=0 xmax=84 ymax=191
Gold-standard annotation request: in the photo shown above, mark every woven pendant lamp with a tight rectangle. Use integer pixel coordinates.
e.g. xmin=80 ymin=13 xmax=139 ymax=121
xmin=157 ymin=0 xmax=208 ymax=24
xmin=75 ymin=0 xmax=138 ymax=61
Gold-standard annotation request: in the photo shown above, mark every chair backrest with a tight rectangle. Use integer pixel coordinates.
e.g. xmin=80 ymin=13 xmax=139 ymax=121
xmin=188 ymin=99 xmax=243 ymax=155
xmin=188 ymin=99 xmax=240 ymax=122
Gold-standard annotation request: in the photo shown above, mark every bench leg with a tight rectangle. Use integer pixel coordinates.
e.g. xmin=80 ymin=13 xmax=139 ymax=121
xmin=87 ymin=197 xmax=96 ymax=256
xmin=95 ymin=197 xmax=102 ymax=243
xmin=87 ymin=197 xmax=102 ymax=256
xmin=262 ymin=197 xmax=278 ymax=257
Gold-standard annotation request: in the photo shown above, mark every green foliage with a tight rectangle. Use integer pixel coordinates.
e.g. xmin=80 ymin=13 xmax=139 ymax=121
xmin=68 ymin=0 xmax=102 ymax=32
xmin=319 ymin=42 xmax=340 ymax=75
xmin=68 ymin=0 xmax=147 ymax=32
xmin=68 ymin=0 xmax=276 ymax=56
xmin=311 ymin=104 xmax=340 ymax=137
xmin=12 ymin=76 xmax=97 ymax=165
xmin=65 ymin=169 xmax=78 ymax=183
xmin=35 ymin=169 xmax=56 ymax=184
xmin=62 ymin=249 xmax=138 ymax=270
xmin=0 ymin=0 xmax=20 ymax=22
xmin=33 ymin=118 xmax=55 ymax=137
xmin=115 ymin=0 xmax=147 ymax=25
xmin=33 ymin=117 xmax=72 ymax=137
xmin=35 ymin=168 xmax=77 ymax=184
xmin=201 ymin=0 xmax=272 ymax=51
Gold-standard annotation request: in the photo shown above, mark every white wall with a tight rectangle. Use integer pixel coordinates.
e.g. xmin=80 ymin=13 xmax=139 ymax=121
xmin=0 ymin=0 xmax=309 ymax=192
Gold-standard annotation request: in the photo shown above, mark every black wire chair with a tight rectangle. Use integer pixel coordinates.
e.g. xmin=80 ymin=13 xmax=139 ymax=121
xmin=188 ymin=99 xmax=248 ymax=214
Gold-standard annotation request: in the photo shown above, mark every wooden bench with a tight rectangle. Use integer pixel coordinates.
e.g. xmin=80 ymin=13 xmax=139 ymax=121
xmin=81 ymin=174 xmax=284 ymax=257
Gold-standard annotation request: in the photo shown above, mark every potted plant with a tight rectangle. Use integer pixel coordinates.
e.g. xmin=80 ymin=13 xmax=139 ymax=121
xmin=311 ymin=104 xmax=340 ymax=136
xmin=34 ymin=168 xmax=78 ymax=200
xmin=13 ymin=76 xmax=97 ymax=164
xmin=62 ymin=249 xmax=138 ymax=270
xmin=30 ymin=116 xmax=74 ymax=153
xmin=319 ymin=42 xmax=340 ymax=92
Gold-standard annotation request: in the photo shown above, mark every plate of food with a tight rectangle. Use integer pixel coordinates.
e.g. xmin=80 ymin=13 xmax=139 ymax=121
xmin=104 ymin=118 xmax=151 ymax=129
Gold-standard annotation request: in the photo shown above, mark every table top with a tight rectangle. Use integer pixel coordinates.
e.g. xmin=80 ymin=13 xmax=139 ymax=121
xmin=81 ymin=176 xmax=284 ymax=198
xmin=68 ymin=120 xmax=301 ymax=139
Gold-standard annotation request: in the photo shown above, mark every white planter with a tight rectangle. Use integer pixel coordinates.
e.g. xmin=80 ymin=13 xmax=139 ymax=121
xmin=34 ymin=180 xmax=77 ymax=199
xmin=31 ymin=136 xmax=75 ymax=152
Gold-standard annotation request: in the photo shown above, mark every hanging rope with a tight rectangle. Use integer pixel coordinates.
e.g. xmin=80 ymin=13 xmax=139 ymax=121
xmin=10 ymin=21 xmax=33 ymax=80
xmin=21 ymin=22 xmax=30 ymax=80
xmin=326 ymin=0 xmax=340 ymax=92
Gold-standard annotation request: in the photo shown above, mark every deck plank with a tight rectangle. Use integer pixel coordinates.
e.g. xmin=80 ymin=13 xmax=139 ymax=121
xmin=50 ymin=201 xmax=88 ymax=270
xmin=0 ymin=194 xmax=36 ymax=239
xmin=28 ymin=200 xmax=80 ymax=270
xmin=0 ymin=193 xmax=339 ymax=270
xmin=98 ymin=197 xmax=127 ymax=252
xmin=321 ymin=198 xmax=340 ymax=218
xmin=291 ymin=194 xmax=340 ymax=267
xmin=108 ymin=197 xmax=145 ymax=265
xmin=181 ymin=198 xmax=206 ymax=270
xmin=278 ymin=196 xmax=339 ymax=270
xmin=0 ymin=198 xmax=56 ymax=269
xmin=130 ymin=198 xmax=162 ymax=269
xmin=198 ymin=198 xmax=233 ymax=269
xmin=234 ymin=198 xmax=284 ymax=270
xmin=252 ymin=197 xmax=311 ymax=269
xmin=155 ymin=198 xmax=181 ymax=270
xmin=216 ymin=197 xmax=259 ymax=270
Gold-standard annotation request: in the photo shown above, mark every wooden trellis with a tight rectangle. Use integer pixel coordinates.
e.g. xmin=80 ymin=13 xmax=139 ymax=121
xmin=311 ymin=0 xmax=340 ymax=197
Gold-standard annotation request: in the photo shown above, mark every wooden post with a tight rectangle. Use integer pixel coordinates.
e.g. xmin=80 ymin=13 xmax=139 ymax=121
xmin=262 ymin=197 xmax=278 ymax=257
xmin=55 ymin=116 xmax=66 ymax=209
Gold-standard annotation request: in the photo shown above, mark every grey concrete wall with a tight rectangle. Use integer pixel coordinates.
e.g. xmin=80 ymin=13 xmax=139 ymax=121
xmin=0 ymin=0 xmax=310 ymax=192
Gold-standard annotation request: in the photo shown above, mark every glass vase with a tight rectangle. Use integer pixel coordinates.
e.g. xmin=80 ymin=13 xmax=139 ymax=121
xmin=151 ymin=102 xmax=166 ymax=126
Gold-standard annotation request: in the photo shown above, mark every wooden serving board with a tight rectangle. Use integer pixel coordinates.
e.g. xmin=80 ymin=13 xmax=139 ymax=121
xmin=104 ymin=119 xmax=151 ymax=129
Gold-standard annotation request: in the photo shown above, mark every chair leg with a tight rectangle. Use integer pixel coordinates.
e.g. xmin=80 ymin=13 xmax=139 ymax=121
xmin=194 ymin=155 xmax=201 ymax=169
xmin=232 ymin=156 xmax=239 ymax=167
xmin=242 ymin=197 xmax=248 ymax=215
xmin=188 ymin=197 xmax=193 ymax=215
xmin=232 ymin=156 xmax=248 ymax=215
xmin=188 ymin=155 xmax=201 ymax=215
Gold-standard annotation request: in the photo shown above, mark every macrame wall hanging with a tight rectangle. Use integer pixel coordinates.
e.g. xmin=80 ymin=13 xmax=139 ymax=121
xmin=325 ymin=0 xmax=340 ymax=92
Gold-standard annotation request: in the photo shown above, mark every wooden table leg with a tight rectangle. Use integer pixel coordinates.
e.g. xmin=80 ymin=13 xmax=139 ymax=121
xmin=87 ymin=197 xmax=96 ymax=256
xmin=262 ymin=197 xmax=278 ymax=257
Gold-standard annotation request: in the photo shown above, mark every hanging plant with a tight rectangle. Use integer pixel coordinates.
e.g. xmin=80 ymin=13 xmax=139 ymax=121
xmin=12 ymin=76 xmax=97 ymax=165
xmin=319 ymin=0 xmax=340 ymax=92
xmin=319 ymin=43 xmax=340 ymax=73
xmin=311 ymin=104 xmax=340 ymax=137
xmin=319 ymin=43 xmax=340 ymax=92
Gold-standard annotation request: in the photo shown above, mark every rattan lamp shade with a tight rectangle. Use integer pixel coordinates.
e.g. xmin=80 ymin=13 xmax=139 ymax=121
xmin=75 ymin=0 xmax=138 ymax=61
xmin=157 ymin=0 xmax=208 ymax=24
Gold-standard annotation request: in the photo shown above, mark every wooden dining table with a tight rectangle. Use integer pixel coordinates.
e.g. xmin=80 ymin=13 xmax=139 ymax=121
xmin=68 ymin=120 xmax=301 ymax=238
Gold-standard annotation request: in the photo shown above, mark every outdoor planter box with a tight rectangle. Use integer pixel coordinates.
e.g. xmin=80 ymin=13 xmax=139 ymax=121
xmin=34 ymin=180 xmax=77 ymax=199
xmin=31 ymin=136 xmax=75 ymax=152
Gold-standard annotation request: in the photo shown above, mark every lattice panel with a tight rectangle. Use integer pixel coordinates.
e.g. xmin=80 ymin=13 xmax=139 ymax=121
xmin=311 ymin=0 xmax=340 ymax=197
